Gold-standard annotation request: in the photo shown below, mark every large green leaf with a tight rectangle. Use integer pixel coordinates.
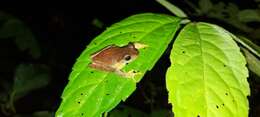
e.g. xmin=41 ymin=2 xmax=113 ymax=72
xmin=166 ymin=22 xmax=250 ymax=117
xmin=56 ymin=13 xmax=181 ymax=117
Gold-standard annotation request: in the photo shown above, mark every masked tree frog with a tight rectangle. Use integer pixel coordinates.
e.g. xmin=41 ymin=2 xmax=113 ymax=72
xmin=89 ymin=42 xmax=146 ymax=78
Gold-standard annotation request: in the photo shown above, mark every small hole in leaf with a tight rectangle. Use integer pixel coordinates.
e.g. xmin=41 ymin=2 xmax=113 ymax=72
xmin=225 ymin=93 xmax=228 ymax=96
xmin=182 ymin=51 xmax=185 ymax=54
xmin=222 ymin=103 xmax=225 ymax=106
xmin=78 ymin=101 xmax=80 ymax=104
xmin=216 ymin=105 xmax=219 ymax=109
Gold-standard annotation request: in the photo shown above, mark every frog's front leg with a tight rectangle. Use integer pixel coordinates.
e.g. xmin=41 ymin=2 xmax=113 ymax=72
xmin=115 ymin=69 xmax=141 ymax=79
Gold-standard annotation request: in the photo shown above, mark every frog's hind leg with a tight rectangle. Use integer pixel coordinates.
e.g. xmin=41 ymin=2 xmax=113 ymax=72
xmin=89 ymin=63 xmax=115 ymax=72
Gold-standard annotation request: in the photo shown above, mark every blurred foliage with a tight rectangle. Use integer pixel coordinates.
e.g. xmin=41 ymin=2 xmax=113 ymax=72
xmin=91 ymin=18 xmax=104 ymax=29
xmin=0 ymin=11 xmax=51 ymax=116
xmin=108 ymin=105 xmax=148 ymax=117
xmin=242 ymin=48 xmax=260 ymax=80
xmin=14 ymin=111 xmax=54 ymax=117
xmin=0 ymin=11 xmax=41 ymax=59
xmin=150 ymin=109 xmax=172 ymax=117
xmin=108 ymin=106 xmax=172 ymax=117
xmin=13 ymin=64 xmax=50 ymax=102
xmin=184 ymin=0 xmax=260 ymax=40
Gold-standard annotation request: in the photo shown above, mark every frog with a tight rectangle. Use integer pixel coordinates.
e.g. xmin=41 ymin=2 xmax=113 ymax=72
xmin=89 ymin=42 xmax=146 ymax=78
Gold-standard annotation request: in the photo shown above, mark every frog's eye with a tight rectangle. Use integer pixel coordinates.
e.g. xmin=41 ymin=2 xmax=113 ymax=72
xmin=124 ymin=55 xmax=131 ymax=61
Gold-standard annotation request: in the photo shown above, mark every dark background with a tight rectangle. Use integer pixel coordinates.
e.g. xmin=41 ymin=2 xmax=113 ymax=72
xmin=0 ymin=0 xmax=259 ymax=117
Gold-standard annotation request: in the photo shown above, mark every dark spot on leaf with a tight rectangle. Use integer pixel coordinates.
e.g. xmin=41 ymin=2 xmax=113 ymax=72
xmin=216 ymin=105 xmax=219 ymax=109
xmin=126 ymin=63 xmax=129 ymax=65
xmin=78 ymin=101 xmax=80 ymax=104
xmin=81 ymin=93 xmax=83 ymax=95
xmin=94 ymin=42 xmax=97 ymax=45
xmin=119 ymin=31 xmax=122 ymax=34
xmin=133 ymin=36 xmax=136 ymax=38
xmin=91 ymin=71 xmax=94 ymax=74
xmin=133 ymin=70 xmax=137 ymax=73
xmin=81 ymin=113 xmax=84 ymax=116
xmin=224 ymin=64 xmax=226 ymax=67
xmin=182 ymin=51 xmax=185 ymax=53
xmin=233 ymin=99 xmax=235 ymax=102
xmin=222 ymin=103 xmax=225 ymax=106
xmin=197 ymin=115 xmax=200 ymax=117
xmin=225 ymin=93 xmax=228 ymax=96
xmin=106 ymin=93 xmax=110 ymax=95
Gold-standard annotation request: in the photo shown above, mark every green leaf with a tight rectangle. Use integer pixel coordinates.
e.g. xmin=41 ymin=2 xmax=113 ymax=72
xmin=56 ymin=13 xmax=181 ymax=117
xmin=13 ymin=64 xmax=50 ymax=101
xmin=166 ymin=22 xmax=250 ymax=117
xmin=235 ymin=36 xmax=260 ymax=58
xmin=238 ymin=9 xmax=260 ymax=23
xmin=242 ymin=48 xmax=260 ymax=78
xmin=156 ymin=0 xmax=187 ymax=18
